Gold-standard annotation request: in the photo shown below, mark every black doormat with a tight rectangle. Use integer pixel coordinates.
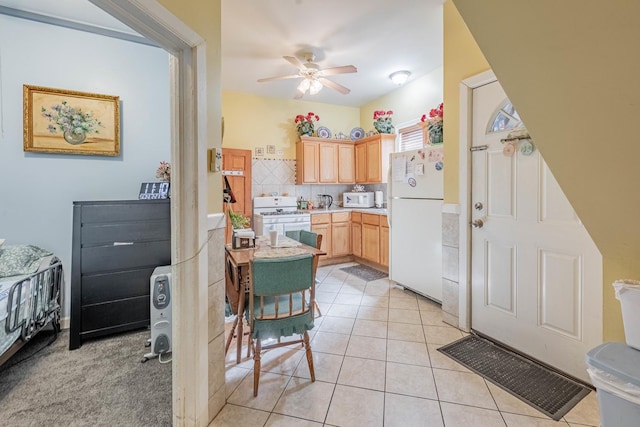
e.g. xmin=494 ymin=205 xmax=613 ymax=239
xmin=437 ymin=335 xmax=591 ymax=421
xmin=340 ymin=265 xmax=388 ymax=282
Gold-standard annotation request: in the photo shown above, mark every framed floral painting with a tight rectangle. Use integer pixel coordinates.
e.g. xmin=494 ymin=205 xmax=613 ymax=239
xmin=23 ymin=85 xmax=120 ymax=156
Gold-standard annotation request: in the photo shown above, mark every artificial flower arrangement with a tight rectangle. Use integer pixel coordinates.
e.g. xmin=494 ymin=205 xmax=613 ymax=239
xmin=156 ymin=161 xmax=171 ymax=182
xmin=41 ymin=101 xmax=103 ymax=140
xmin=295 ymin=112 xmax=320 ymax=136
xmin=421 ymin=102 xmax=444 ymax=144
xmin=373 ymin=110 xmax=394 ymax=134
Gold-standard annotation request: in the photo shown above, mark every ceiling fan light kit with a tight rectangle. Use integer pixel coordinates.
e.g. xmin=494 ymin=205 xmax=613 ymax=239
xmin=258 ymin=52 xmax=357 ymax=98
xmin=389 ymin=70 xmax=411 ymax=86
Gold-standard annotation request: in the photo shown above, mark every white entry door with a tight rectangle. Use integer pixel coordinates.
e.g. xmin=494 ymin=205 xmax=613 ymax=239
xmin=470 ymin=80 xmax=602 ymax=383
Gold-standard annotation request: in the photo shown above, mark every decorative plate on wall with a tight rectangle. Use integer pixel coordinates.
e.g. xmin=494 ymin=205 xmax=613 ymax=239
xmin=317 ymin=126 xmax=331 ymax=138
xmin=350 ymin=127 xmax=365 ymax=140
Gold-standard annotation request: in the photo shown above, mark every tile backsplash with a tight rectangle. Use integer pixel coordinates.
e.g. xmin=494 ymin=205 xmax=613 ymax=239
xmin=252 ymin=158 xmax=386 ymax=206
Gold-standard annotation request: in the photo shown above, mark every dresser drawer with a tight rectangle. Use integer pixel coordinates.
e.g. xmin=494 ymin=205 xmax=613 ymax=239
xmin=81 ymin=296 xmax=150 ymax=332
xmin=79 ymin=200 xmax=170 ymax=223
xmin=81 ymin=240 xmax=171 ymax=273
xmin=81 ymin=221 xmax=171 ymax=245
xmin=81 ymin=267 xmax=157 ymax=305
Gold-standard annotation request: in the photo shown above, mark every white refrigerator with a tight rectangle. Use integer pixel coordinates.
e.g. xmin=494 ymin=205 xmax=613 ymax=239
xmin=388 ymin=147 xmax=444 ymax=302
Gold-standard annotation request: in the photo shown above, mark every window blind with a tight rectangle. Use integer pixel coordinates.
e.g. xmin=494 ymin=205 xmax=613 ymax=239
xmin=397 ymin=123 xmax=425 ymax=152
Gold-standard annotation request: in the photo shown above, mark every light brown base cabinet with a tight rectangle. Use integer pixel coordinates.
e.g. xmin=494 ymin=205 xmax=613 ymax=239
xmin=316 ymin=211 xmax=388 ymax=270
xmin=351 ymin=212 xmax=362 ymax=257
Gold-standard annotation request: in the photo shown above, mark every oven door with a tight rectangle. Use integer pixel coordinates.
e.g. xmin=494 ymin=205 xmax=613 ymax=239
xmin=283 ymin=221 xmax=311 ymax=234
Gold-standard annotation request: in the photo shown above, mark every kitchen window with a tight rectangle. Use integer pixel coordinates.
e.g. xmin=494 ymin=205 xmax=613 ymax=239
xmin=397 ymin=122 xmax=425 ymax=152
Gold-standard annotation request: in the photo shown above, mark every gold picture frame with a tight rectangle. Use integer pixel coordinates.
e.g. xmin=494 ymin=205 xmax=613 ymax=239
xmin=266 ymin=144 xmax=276 ymax=155
xmin=23 ymin=85 xmax=120 ymax=156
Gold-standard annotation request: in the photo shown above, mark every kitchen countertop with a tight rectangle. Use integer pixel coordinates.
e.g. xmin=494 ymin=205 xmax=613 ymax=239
xmin=301 ymin=207 xmax=387 ymax=215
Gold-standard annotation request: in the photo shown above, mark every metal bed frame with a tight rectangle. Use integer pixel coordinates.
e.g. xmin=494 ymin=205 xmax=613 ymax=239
xmin=0 ymin=258 xmax=62 ymax=367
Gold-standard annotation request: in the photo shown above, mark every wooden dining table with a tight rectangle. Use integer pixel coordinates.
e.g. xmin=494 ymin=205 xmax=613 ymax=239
xmin=224 ymin=235 xmax=326 ymax=364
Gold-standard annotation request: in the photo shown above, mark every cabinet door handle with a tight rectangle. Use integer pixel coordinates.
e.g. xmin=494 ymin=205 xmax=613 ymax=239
xmin=113 ymin=242 xmax=134 ymax=246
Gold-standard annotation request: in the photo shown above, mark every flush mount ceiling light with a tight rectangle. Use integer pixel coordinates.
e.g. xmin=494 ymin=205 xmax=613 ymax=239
xmin=389 ymin=70 xmax=411 ymax=86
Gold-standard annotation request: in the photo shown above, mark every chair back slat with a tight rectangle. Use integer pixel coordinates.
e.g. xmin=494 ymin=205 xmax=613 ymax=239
xmin=285 ymin=230 xmax=301 ymax=241
xmin=251 ymin=254 xmax=313 ymax=296
xmin=300 ymin=230 xmax=320 ymax=249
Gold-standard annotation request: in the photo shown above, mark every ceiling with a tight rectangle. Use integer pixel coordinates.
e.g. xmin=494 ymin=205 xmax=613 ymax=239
xmin=0 ymin=0 xmax=444 ymax=107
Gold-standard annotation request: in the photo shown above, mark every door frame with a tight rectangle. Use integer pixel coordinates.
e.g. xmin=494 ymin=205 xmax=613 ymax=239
xmin=90 ymin=1 xmax=215 ymax=424
xmin=457 ymin=69 xmax=497 ymax=331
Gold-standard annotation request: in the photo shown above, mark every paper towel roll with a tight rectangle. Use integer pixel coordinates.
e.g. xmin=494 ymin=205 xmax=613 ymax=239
xmin=375 ymin=191 xmax=383 ymax=208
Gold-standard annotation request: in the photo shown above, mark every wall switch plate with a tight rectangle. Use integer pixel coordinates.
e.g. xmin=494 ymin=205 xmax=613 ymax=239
xmin=208 ymin=148 xmax=222 ymax=172
xmin=277 ymin=150 xmax=284 ymax=156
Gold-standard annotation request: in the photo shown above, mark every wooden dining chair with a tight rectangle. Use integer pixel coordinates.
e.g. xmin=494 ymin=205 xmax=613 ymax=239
xmin=248 ymin=253 xmax=316 ymax=396
xmin=286 ymin=230 xmax=323 ymax=317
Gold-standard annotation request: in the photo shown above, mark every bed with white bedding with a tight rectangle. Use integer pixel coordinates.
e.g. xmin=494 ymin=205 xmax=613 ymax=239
xmin=0 ymin=244 xmax=62 ymax=366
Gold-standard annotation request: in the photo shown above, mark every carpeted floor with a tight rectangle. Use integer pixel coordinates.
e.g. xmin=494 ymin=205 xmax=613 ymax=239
xmin=437 ymin=335 xmax=591 ymax=421
xmin=340 ymin=264 xmax=388 ymax=281
xmin=0 ymin=327 xmax=171 ymax=427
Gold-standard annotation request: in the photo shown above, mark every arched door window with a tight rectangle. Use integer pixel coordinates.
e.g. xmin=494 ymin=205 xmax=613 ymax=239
xmin=487 ymin=100 xmax=523 ymax=133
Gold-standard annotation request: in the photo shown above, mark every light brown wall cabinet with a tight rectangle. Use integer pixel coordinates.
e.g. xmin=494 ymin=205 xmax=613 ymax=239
xmin=296 ymin=137 xmax=355 ymax=184
xmin=354 ymin=134 xmax=396 ymax=184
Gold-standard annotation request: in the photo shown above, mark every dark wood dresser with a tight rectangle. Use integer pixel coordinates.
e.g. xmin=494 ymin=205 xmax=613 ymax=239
xmin=69 ymin=199 xmax=171 ymax=349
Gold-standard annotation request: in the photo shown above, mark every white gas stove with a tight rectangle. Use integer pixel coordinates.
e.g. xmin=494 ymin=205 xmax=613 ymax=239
xmin=252 ymin=196 xmax=311 ymax=236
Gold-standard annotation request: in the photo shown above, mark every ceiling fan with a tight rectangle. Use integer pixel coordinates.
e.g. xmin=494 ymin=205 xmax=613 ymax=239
xmin=257 ymin=52 xmax=357 ymax=99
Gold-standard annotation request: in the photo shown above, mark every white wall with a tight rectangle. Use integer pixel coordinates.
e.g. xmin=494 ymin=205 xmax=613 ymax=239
xmin=0 ymin=15 xmax=171 ymax=318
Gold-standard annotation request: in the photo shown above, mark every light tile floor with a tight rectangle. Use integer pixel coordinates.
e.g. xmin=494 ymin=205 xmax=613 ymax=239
xmin=212 ymin=262 xmax=601 ymax=427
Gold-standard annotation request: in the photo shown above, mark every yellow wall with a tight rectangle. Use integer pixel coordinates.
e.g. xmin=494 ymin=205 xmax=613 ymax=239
xmin=157 ymin=0 xmax=223 ymax=213
xmin=222 ymin=91 xmax=360 ymax=159
xmin=442 ymin=1 xmax=490 ymax=204
xmin=360 ymin=68 xmax=444 ymax=134
xmin=451 ymin=0 xmax=640 ymax=341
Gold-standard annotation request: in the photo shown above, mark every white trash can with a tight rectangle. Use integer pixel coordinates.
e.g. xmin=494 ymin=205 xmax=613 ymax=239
xmin=586 ymin=342 xmax=640 ymax=427
xmin=613 ymin=280 xmax=640 ymax=350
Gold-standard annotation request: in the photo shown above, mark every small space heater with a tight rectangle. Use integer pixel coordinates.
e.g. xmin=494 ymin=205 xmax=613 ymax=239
xmin=141 ymin=265 xmax=172 ymax=363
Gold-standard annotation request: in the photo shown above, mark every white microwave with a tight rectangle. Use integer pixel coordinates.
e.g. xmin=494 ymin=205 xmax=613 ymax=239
xmin=343 ymin=192 xmax=374 ymax=208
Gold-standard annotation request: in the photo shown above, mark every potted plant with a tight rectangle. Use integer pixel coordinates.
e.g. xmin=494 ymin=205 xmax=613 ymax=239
xmin=421 ymin=103 xmax=443 ymax=144
xmin=373 ymin=110 xmax=394 ymax=134
xmin=295 ymin=112 xmax=320 ymax=136
xmin=228 ymin=209 xmax=250 ymax=230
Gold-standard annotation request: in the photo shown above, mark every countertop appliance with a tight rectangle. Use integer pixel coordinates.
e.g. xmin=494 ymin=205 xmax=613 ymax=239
xmin=317 ymin=194 xmax=333 ymax=209
xmin=388 ymin=147 xmax=444 ymax=301
xmin=343 ymin=192 xmax=374 ymax=208
xmin=253 ymin=196 xmax=311 ymax=236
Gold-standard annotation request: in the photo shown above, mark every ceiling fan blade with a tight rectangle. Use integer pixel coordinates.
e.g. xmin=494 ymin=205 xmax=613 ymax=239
xmin=320 ymin=65 xmax=357 ymax=76
xmin=257 ymin=74 xmax=301 ymax=83
xmin=294 ymin=89 xmax=304 ymax=99
xmin=283 ymin=55 xmax=306 ymax=71
xmin=319 ymin=77 xmax=350 ymax=95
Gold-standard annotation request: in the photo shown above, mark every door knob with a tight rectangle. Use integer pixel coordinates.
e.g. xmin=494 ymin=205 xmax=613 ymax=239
xmin=474 ymin=202 xmax=483 ymax=211
xmin=471 ymin=219 xmax=484 ymax=229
